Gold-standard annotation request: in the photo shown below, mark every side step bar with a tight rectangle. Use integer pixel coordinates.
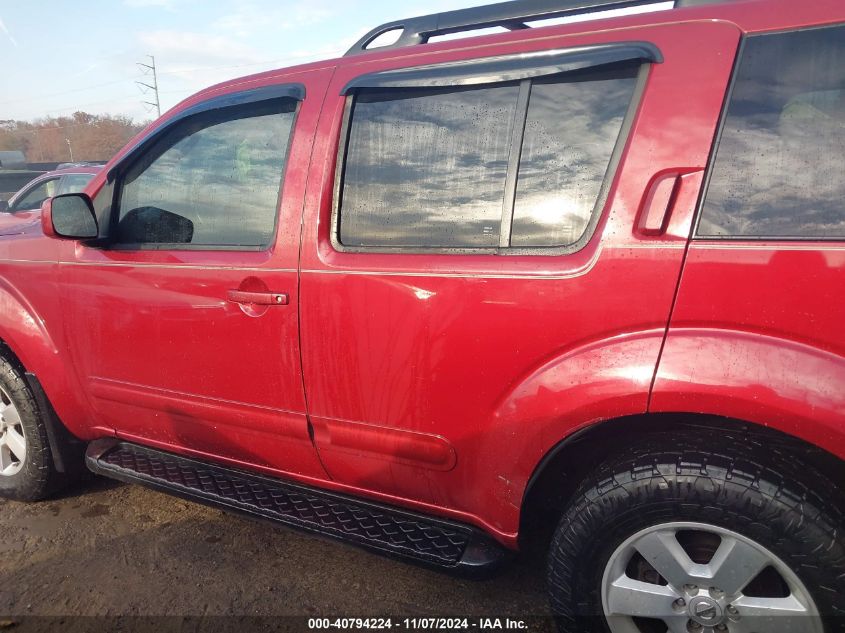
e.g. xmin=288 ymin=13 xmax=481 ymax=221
xmin=86 ymin=439 xmax=510 ymax=575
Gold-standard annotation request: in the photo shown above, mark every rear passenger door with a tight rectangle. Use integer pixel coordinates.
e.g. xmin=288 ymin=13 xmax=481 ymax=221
xmin=299 ymin=22 xmax=740 ymax=531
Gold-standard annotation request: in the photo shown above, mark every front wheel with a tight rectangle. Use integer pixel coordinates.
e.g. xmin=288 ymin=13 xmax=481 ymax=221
xmin=547 ymin=434 xmax=845 ymax=633
xmin=0 ymin=354 xmax=59 ymax=501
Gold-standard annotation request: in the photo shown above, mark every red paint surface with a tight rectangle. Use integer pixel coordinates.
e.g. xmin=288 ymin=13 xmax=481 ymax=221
xmin=651 ymin=245 xmax=845 ymax=461
xmin=0 ymin=0 xmax=840 ymax=547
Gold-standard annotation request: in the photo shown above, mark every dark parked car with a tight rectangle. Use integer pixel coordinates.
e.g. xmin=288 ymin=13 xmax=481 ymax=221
xmin=0 ymin=166 xmax=101 ymax=215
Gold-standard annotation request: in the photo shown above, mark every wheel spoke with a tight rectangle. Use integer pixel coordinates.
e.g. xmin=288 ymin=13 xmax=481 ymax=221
xmin=633 ymin=529 xmax=695 ymax=588
xmin=605 ymin=575 xmax=679 ymax=618
xmin=2 ymin=403 xmax=21 ymax=427
xmin=730 ymin=595 xmax=815 ymax=633
xmin=706 ymin=534 xmax=772 ymax=597
xmin=0 ymin=390 xmax=24 ymax=476
xmin=602 ymin=522 xmax=824 ymax=633
xmin=5 ymin=427 xmax=25 ymax=462
xmin=732 ymin=594 xmax=811 ymax=617
xmin=665 ymin=618 xmax=691 ymax=633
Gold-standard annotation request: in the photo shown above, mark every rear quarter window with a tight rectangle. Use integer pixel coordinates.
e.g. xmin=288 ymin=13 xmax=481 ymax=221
xmin=698 ymin=24 xmax=845 ymax=239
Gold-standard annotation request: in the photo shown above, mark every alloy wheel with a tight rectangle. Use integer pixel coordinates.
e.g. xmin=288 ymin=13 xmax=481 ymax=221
xmin=601 ymin=522 xmax=823 ymax=633
xmin=0 ymin=386 xmax=26 ymax=476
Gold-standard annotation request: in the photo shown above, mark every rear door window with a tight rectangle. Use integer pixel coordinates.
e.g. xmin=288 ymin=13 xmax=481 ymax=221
xmin=58 ymin=173 xmax=96 ymax=195
xmin=10 ymin=177 xmax=60 ymax=211
xmin=337 ymin=62 xmax=640 ymax=251
xmin=511 ymin=68 xmax=637 ymax=247
xmin=341 ymin=83 xmax=520 ymax=248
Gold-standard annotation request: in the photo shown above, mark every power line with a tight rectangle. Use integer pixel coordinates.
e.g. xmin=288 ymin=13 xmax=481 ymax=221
xmin=136 ymin=54 xmax=161 ymax=118
xmin=0 ymin=78 xmax=132 ymax=107
xmin=1 ymin=50 xmax=343 ymax=113
xmin=154 ymin=51 xmax=342 ymax=77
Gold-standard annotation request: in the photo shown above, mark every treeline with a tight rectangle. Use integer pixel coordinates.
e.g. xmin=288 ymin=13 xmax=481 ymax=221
xmin=0 ymin=112 xmax=148 ymax=163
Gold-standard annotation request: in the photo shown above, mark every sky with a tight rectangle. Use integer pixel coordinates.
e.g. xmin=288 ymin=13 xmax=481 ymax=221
xmin=0 ymin=0 xmax=671 ymax=124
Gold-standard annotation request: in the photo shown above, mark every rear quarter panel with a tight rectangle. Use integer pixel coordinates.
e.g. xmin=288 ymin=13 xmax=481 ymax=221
xmin=652 ymin=244 xmax=845 ymax=460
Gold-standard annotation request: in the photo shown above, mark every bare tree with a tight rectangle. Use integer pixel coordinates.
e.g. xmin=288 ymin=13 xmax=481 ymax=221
xmin=0 ymin=113 xmax=148 ymax=163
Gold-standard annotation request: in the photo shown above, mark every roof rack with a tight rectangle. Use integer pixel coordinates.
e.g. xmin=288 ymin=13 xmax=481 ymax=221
xmin=345 ymin=0 xmax=727 ymax=56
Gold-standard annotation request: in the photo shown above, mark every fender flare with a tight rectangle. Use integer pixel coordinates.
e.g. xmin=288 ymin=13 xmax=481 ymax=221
xmin=0 ymin=274 xmax=93 ymax=440
xmin=651 ymin=327 xmax=845 ymax=461
xmin=25 ymin=372 xmax=86 ymax=475
xmin=468 ymin=328 xmax=667 ymax=536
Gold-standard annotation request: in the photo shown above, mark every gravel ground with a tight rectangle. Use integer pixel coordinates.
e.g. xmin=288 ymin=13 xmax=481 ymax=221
xmin=0 ymin=477 xmax=553 ymax=631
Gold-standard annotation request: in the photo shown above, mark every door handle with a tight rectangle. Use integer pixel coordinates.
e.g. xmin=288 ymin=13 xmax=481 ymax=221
xmin=638 ymin=172 xmax=682 ymax=235
xmin=227 ymin=290 xmax=289 ymax=305
xmin=637 ymin=168 xmax=703 ymax=236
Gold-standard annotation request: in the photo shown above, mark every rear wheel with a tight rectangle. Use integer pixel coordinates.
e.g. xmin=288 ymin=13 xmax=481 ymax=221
xmin=547 ymin=434 xmax=845 ymax=633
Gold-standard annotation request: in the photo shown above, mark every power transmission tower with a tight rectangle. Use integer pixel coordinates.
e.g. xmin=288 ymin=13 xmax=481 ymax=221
xmin=136 ymin=55 xmax=161 ymax=118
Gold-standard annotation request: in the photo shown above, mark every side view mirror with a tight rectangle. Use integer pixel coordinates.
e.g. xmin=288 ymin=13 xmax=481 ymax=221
xmin=41 ymin=194 xmax=98 ymax=240
xmin=0 ymin=200 xmax=8 ymax=212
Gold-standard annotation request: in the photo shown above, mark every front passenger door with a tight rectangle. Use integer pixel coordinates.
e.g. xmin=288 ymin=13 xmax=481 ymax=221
xmin=61 ymin=72 xmax=332 ymax=481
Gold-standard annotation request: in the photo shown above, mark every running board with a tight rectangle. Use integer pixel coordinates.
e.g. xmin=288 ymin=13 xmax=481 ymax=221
xmin=85 ymin=439 xmax=509 ymax=575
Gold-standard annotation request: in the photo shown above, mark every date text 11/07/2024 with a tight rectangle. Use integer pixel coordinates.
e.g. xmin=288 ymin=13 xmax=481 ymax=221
xmin=307 ymin=618 xmax=529 ymax=630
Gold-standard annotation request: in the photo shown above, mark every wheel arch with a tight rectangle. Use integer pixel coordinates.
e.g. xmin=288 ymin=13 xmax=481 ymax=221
xmin=519 ymin=412 xmax=845 ymax=550
xmin=0 ymin=338 xmax=87 ymax=475
xmin=652 ymin=328 xmax=845 ymax=463
xmin=0 ymin=274 xmax=98 ymax=441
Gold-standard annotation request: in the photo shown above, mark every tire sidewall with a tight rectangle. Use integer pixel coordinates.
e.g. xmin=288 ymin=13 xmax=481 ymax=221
xmin=0 ymin=357 xmax=51 ymax=500
xmin=548 ymin=448 xmax=844 ymax=631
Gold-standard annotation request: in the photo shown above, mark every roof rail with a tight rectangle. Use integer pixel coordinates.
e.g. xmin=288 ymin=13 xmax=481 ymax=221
xmin=345 ymin=0 xmax=725 ymax=57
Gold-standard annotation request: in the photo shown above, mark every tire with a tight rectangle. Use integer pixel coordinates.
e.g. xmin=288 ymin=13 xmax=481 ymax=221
xmin=0 ymin=353 xmax=58 ymax=501
xmin=547 ymin=432 xmax=845 ymax=633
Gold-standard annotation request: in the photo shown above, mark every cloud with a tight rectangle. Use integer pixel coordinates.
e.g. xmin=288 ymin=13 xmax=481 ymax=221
xmin=134 ymin=29 xmax=272 ymax=111
xmin=213 ymin=2 xmax=331 ymax=38
xmin=0 ymin=17 xmax=18 ymax=47
xmin=124 ymin=0 xmax=177 ymax=8
xmin=138 ymin=30 xmax=263 ymax=66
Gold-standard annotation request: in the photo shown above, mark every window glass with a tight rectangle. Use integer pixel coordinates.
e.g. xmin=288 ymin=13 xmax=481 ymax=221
xmin=11 ymin=178 xmax=59 ymax=211
xmin=699 ymin=25 xmax=845 ymax=238
xmin=340 ymin=84 xmax=519 ymax=248
xmin=57 ymin=173 xmax=95 ymax=195
xmin=338 ymin=63 xmax=638 ymax=250
xmin=117 ymin=99 xmax=296 ymax=247
xmin=512 ymin=66 xmax=638 ymax=247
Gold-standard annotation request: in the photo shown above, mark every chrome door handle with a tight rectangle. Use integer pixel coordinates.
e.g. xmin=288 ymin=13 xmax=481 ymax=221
xmin=227 ymin=290 xmax=289 ymax=305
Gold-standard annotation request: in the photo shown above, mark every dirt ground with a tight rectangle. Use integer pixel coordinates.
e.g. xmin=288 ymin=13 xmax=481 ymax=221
xmin=0 ymin=476 xmax=554 ymax=631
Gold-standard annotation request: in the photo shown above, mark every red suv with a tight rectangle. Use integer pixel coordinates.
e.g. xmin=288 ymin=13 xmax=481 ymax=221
xmin=2 ymin=0 xmax=844 ymax=630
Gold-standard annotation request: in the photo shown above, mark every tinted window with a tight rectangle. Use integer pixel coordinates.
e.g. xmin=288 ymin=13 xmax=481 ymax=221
xmin=117 ymin=99 xmax=296 ymax=247
xmin=512 ymin=67 xmax=637 ymax=247
xmin=58 ymin=173 xmax=95 ymax=195
xmin=338 ymin=64 xmax=638 ymax=250
xmin=340 ymin=84 xmax=519 ymax=248
xmin=11 ymin=177 xmax=59 ymax=211
xmin=699 ymin=25 xmax=845 ymax=238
